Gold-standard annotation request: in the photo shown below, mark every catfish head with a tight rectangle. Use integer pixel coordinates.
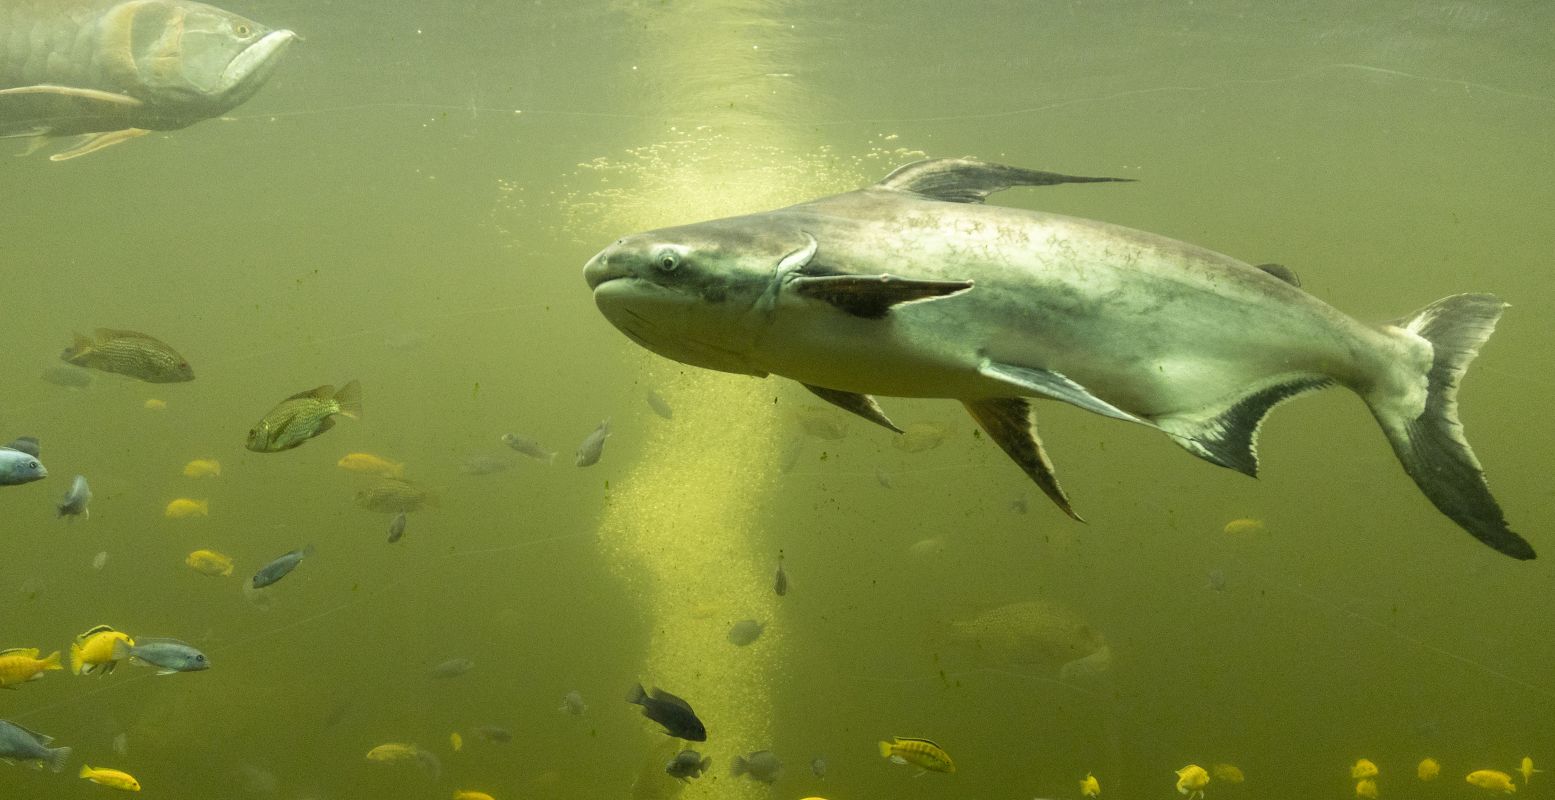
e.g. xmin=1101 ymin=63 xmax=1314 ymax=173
xmin=583 ymin=217 xmax=817 ymax=376
xmin=100 ymin=0 xmax=296 ymax=121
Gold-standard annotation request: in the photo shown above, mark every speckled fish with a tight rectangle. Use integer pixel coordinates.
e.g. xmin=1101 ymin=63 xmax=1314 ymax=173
xmin=878 ymin=736 xmax=955 ymax=774
xmin=0 ymin=437 xmax=47 ymax=486
xmin=0 ymin=719 xmax=71 ymax=772
xmin=0 ymin=0 xmax=296 ymax=161
xmin=666 ymin=750 xmax=711 ymax=782
xmin=355 ymin=478 xmax=437 ymax=513
xmin=574 ymin=419 xmax=611 ymax=467
xmin=250 ymin=545 xmax=314 ymax=589
xmin=57 ymin=475 xmax=91 ymax=520
xmin=627 ymin=683 xmax=706 ymax=741
xmin=59 ymin=329 xmax=193 ymax=383
xmin=111 ymin=637 xmax=209 ymax=674
xmin=583 ymin=158 xmax=1532 ymax=559
xmin=246 ymin=381 xmax=362 ymax=452
xmin=559 ymin=690 xmax=587 ymax=716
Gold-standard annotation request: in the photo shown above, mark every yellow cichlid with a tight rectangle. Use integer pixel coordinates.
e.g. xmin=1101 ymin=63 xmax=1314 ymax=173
xmin=185 ymin=549 xmax=234 ymax=577
xmin=453 ymin=792 xmax=494 ymax=800
xmin=1353 ymin=759 xmax=1380 ymax=779
xmin=164 ymin=498 xmax=209 ymax=518
xmin=182 ymin=459 xmax=222 ymax=478
xmin=246 ymin=381 xmax=363 ymax=452
xmin=1211 ymin=764 xmax=1244 ymax=783
xmin=1222 ymin=518 xmax=1264 ymax=535
xmin=1176 ymin=765 xmax=1210 ymax=799
xmin=878 ymin=736 xmax=955 ymax=774
xmin=367 ymin=743 xmax=421 ymax=763
xmin=1080 ymin=772 xmax=1101 ymax=797
xmin=71 ymin=625 xmax=133 ymax=676
xmin=450 ymin=732 xmax=463 ymax=752
xmin=1420 ymin=758 xmax=1442 ymax=781
xmin=1467 ymin=770 xmax=1518 ymax=793
xmin=80 ymin=764 xmax=141 ymax=791
xmin=337 ymin=452 xmax=405 ymax=478
xmin=1519 ymin=758 xmax=1541 ymax=785
xmin=143 ymin=398 xmax=167 ymax=410
xmin=1356 ymin=778 xmax=1379 ymax=799
xmin=0 ymin=647 xmax=62 ymax=687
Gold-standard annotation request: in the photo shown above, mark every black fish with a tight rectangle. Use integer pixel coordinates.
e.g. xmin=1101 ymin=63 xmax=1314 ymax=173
xmin=627 ymin=683 xmax=706 ymax=741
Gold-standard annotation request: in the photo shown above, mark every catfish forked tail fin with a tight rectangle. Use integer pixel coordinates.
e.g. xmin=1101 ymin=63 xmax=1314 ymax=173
xmin=1369 ymin=294 xmax=1533 ymax=560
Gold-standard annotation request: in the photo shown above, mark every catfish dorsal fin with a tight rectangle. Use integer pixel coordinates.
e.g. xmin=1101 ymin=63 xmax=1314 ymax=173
xmin=1255 ymin=263 xmax=1301 ymax=287
xmin=874 ymin=158 xmax=1134 ymax=203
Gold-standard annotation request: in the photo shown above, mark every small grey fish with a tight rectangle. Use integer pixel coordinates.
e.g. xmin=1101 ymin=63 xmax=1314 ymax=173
xmin=245 ymin=381 xmax=362 ymax=452
xmin=0 ymin=719 xmax=71 ymax=772
xmin=731 ymin=750 xmax=783 ymax=783
xmin=774 ymin=558 xmax=789 ymax=597
xmin=387 ymin=511 xmax=407 ymax=544
xmin=645 ymin=389 xmax=673 ymax=419
xmin=560 ymin=690 xmax=587 ymax=716
xmin=112 ymin=637 xmax=209 ymax=674
xmin=414 ymin=747 xmax=442 ymax=780
xmin=428 ymin=657 xmax=474 ymax=679
xmin=1207 ymin=569 xmax=1227 ymax=592
xmin=1010 ymin=495 xmax=1029 ymax=514
xmin=627 ymin=683 xmax=706 ymax=741
xmin=92 ymin=551 xmax=108 ymax=570
xmin=60 ymin=328 xmax=193 ymax=383
xmin=57 ymin=475 xmax=91 ymax=519
xmin=251 ymin=545 xmax=315 ymax=589
xmin=811 ymin=756 xmax=827 ymax=778
xmin=112 ymin=732 xmax=128 ymax=756
xmin=666 ymin=749 xmax=711 ymax=782
xmin=0 ymin=437 xmax=46 ymax=486
xmin=472 ymin=725 xmax=512 ymax=743
xmin=875 ymin=468 xmax=893 ymax=488
xmin=727 ymin=619 xmax=765 ymax=646
xmin=778 ymin=436 xmax=804 ymax=473
xmin=459 ymin=454 xmax=513 ymax=475
xmin=40 ymin=364 xmax=93 ymax=388
xmin=575 ymin=418 xmax=611 ymax=467
xmin=499 ymin=433 xmax=556 ymax=463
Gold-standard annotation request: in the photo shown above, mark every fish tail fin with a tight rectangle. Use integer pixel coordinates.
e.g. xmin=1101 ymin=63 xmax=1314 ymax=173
xmin=730 ymin=755 xmax=749 ymax=777
xmin=1368 ymin=294 xmax=1532 ymax=559
xmin=196 ymin=500 xmax=210 ymax=516
xmin=41 ymin=650 xmax=61 ymax=671
xmin=69 ymin=642 xmax=86 ymax=675
xmin=78 ymin=763 xmax=91 ymax=778
xmin=48 ymin=746 xmax=71 ymax=773
xmin=389 ymin=462 xmax=405 ymax=479
xmin=334 ymin=380 xmax=363 ymax=419
xmin=878 ymin=740 xmax=894 ymax=759
xmin=626 ymin=683 xmax=646 ymax=705
xmin=61 ymin=332 xmax=92 ymax=360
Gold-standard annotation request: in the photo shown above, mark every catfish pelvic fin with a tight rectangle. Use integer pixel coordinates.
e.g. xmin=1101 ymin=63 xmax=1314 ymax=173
xmin=875 ymin=158 xmax=1133 ymax=204
xmin=963 ymin=397 xmax=1081 ymax=521
xmin=789 ymin=273 xmax=972 ymax=319
xmin=801 ymin=384 xmax=901 ymax=433
xmin=979 ymin=359 xmax=1149 ymax=426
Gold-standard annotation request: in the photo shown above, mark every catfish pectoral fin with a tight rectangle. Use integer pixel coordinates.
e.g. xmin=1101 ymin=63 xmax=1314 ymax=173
xmin=49 ymin=128 xmax=149 ymax=161
xmin=801 ymin=384 xmax=901 ymax=433
xmin=978 ymin=359 xmax=1148 ymax=426
xmin=963 ymin=397 xmax=1081 ymax=521
xmin=789 ymin=274 xmax=972 ymax=319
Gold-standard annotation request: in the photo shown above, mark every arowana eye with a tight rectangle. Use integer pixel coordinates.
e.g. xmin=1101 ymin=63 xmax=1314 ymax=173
xmin=655 ymin=250 xmax=680 ymax=272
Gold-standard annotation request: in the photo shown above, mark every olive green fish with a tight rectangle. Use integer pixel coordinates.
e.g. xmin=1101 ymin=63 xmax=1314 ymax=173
xmin=61 ymin=329 xmax=194 ymax=383
xmin=0 ymin=0 xmax=296 ymax=161
xmin=354 ymin=478 xmax=438 ymax=513
xmin=245 ymin=381 xmax=362 ymax=452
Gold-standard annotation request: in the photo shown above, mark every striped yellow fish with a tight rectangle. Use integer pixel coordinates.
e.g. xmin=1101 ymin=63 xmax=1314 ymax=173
xmin=0 ymin=647 xmax=62 ymax=687
xmin=71 ymin=625 xmax=133 ymax=676
xmin=60 ymin=329 xmax=193 ymax=383
xmin=878 ymin=736 xmax=955 ymax=774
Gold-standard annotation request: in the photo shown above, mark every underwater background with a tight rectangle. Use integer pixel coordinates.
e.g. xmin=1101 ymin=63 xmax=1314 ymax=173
xmin=2 ymin=1 xmax=1552 ymax=798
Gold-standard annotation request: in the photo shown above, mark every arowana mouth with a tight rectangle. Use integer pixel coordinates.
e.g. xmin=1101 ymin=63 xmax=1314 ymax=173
xmin=218 ymin=29 xmax=297 ymax=92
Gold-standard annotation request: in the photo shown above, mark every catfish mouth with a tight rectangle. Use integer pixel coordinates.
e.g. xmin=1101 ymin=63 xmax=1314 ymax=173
xmin=217 ymin=29 xmax=297 ymax=96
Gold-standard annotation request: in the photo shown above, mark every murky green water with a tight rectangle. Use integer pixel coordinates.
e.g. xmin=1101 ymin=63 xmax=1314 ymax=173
xmin=2 ymin=1 xmax=1551 ymax=799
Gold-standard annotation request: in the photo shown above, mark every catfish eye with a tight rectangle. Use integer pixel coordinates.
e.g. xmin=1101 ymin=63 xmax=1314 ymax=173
xmin=654 ymin=249 xmax=680 ymax=272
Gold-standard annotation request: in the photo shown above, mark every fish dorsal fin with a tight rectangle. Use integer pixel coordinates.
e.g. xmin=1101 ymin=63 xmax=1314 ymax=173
xmin=3 ymin=436 xmax=40 ymax=457
xmin=893 ymin=736 xmax=942 ymax=748
xmin=78 ymin=624 xmax=116 ymax=640
xmin=7 ymin=720 xmax=52 ymax=745
xmin=93 ymin=328 xmax=156 ymax=343
xmin=0 ymin=647 xmax=38 ymax=657
xmin=874 ymin=158 xmax=1133 ymax=203
xmin=1255 ymin=263 xmax=1301 ymax=287
xmin=789 ymin=273 xmax=973 ymax=319
xmin=963 ymin=398 xmax=1081 ymax=522
xmin=801 ymin=384 xmax=902 ymax=433
xmin=650 ymin=687 xmax=694 ymax=712
xmin=288 ymin=384 xmax=335 ymax=402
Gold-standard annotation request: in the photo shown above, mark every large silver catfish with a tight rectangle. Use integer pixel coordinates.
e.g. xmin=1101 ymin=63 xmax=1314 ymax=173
xmin=0 ymin=0 xmax=295 ymax=160
xmin=583 ymin=159 xmax=1533 ymax=560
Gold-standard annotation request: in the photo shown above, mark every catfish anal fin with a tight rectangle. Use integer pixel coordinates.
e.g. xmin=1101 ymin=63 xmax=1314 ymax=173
xmin=963 ymin=397 xmax=1082 ymax=521
xmin=1156 ymin=376 xmax=1332 ymax=477
xmin=801 ymin=384 xmax=901 ymax=433
xmin=789 ymin=274 xmax=972 ymax=319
